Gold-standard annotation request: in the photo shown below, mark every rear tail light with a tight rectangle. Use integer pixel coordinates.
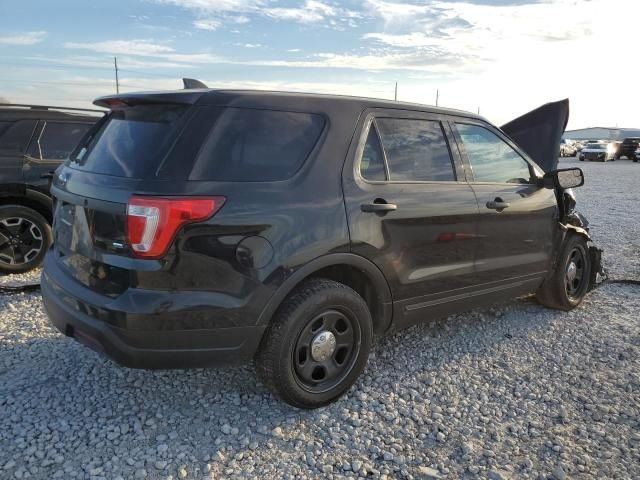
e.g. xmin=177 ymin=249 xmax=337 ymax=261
xmin=126 ymin=196 xmax=225 ymax=258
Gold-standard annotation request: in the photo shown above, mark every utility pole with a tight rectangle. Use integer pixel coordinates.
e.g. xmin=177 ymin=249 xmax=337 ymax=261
xmin=435 ymin=89 xmax=439 ymax=106
xmin=477 ymin=106 xmax=480 ymax=115
xmin=394 ymin=82 xmax=398 ymax=101
xmin=114 ymin=56 xmax=120 ymax=94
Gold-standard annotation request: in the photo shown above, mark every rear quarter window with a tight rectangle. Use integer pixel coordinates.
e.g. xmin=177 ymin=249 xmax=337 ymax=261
xmin=0 ymin=120 xmax=37 ymax=153
xmin=189 ymin=108 xmax=325 ymax=182
xmin=30 ymin=122 xmax=92 ymax=160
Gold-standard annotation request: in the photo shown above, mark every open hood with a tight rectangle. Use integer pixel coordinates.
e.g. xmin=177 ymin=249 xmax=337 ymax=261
xmin=501 ymin=99 xmax=569 ymax=173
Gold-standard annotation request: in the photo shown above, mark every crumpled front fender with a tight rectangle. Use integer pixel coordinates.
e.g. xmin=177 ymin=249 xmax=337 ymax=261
xmin=558 ymin=222 xmax=606 ymax=292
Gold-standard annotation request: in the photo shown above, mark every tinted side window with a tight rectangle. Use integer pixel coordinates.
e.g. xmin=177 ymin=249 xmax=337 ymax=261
xmin=0 ymin=121 xmax=13 ymax=138
xmin=456 ymin=123 xmax=532 ymax=184
xmin=0 ymin=120 xmax=36 ymax=153
xmin=360 ymin=124 xmax=386 ymax=181
xmin=190 ymin=108 xmax=324 ymax=182
xmin=376 ymin=118 xmax=455 ymax=182
xmin=34 ymin=122 xmax=92 ymax=160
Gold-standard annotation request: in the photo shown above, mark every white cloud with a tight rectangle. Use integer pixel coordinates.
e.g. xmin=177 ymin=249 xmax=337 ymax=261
xmin=64 ymin=40 xmax=174 ymax=56
xmin=264 ymin=1 xmax=340 ymax=23
xmin=155 ymin=0 xmax=265 ymax=12
xmin=63 ymin=40 xmax=221 ymax=64
xmin=155 ymin=0 xmax=360 ymax=28
xmin=0 ymin=31 xmax=47 ymax=46
xmin=193 ymin=18 xmax=221 ymax=30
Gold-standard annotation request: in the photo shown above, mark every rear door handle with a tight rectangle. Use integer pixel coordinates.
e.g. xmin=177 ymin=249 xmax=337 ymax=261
xmin=361 ymin=202 xmax=397 ymax=213
xmin=486 ymin=199 xmax=510 ymax=210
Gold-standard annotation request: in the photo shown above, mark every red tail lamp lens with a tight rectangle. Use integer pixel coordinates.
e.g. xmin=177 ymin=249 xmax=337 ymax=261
xmin=126 ymin=196 xmax=225 ymax=258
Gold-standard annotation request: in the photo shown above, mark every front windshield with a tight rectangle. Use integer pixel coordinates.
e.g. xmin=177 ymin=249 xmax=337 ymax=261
xmin=585 ymin=143 xmax=605 ymax=150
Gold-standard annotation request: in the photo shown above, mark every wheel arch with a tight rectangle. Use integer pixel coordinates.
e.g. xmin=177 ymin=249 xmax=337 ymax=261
xmin=258 ymin=253 xmax=393 ymax=334
xmin=0 ymin=187 xmax=53 ymax=223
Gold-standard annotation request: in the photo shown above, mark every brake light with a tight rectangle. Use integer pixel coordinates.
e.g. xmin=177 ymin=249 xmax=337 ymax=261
xmin=104 ymin=99 xmax=128 ymax=108
xmin=126 ymin=196 xmax=225 ymax=258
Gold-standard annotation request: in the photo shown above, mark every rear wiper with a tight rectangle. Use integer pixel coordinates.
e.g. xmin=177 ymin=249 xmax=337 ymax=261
xmin=68 ymin=111 xmax=111 ymax=164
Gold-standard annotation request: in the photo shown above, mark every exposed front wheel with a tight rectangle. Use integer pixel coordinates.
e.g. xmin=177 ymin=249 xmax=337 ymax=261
xmin=256 ymin=278 xmax=373 ymax=408
xmin=536 ymin=234 xmax=592 ymax=311
xmin=0 ymin=205 xmax=52 ymax=274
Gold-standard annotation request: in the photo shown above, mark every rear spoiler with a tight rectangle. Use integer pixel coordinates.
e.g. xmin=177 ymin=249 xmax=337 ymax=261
xmin=94 ymin=78 xmax=209 ymax=109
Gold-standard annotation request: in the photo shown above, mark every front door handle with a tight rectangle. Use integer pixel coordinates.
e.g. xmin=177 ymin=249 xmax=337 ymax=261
xmin=361 ymin=202 xmax=397 ymax=213
xmin=486 ymin=198 xmax=511 ymax=211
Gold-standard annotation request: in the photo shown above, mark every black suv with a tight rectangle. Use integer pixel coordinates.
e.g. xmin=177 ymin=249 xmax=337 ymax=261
xmin=0 ymin=104 xmax=101 ymax=273
xmin=42 ymin=89 xmax=602 ymax=408
xmin=615 ymin=137 xmax=640 ymax=161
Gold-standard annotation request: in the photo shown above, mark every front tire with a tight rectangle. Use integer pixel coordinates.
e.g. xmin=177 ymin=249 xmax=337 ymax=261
xmin=536 ymin=234 xmax=592 ymax=311
xmin=256 ymin=278 xmax=373 ymax=408
xmin=0 ymin=205 xmax=52 ymax=274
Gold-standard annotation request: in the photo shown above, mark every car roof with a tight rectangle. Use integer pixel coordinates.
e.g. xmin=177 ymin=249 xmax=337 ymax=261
xmin=95 ymin=88 xmax=485 ymax=121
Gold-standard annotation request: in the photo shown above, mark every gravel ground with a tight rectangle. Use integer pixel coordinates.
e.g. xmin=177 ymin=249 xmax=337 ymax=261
xmin=1 ymin=157 xmax=638 ymax=480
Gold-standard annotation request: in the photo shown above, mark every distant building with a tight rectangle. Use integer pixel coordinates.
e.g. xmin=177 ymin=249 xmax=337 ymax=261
xmin=564 ymin=127 xmax=640 ymax=141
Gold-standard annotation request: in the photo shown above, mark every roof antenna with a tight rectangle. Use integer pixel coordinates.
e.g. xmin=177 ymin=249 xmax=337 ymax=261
xmin=183 ymin=78 xmax=208 ymax=89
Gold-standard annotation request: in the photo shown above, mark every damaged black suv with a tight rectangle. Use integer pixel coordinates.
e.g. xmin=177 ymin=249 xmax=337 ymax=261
xmin=42 ymin=86 xmax=602 ymax=408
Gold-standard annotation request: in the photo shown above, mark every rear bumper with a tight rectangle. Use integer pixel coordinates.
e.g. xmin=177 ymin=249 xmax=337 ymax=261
xmin=41 ymin=254 xmax=265 ymax=369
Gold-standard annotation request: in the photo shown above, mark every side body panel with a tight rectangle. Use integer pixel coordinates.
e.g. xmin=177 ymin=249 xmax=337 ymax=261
xmin=342 ymin=109 xmax=481 ymax=331
xmin=451 ymin=119 xmax=560 ymax=292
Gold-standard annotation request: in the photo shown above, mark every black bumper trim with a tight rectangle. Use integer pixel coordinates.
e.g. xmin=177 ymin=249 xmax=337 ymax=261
xmin=42 ymin=272 xmax=265 ymax=369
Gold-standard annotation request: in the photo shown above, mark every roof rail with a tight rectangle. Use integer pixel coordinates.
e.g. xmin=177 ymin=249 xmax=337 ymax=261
xmin=0 ymin=103 xmax=106 ymax=114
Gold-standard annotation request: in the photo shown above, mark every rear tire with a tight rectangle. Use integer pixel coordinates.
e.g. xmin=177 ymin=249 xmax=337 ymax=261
xmin=536 ymin=234 xmax=592 ymax=311
xmin=255 ymin=278 xmax=373 ymax=408
xmin=0 ymin=205 xmax=52 ymax=274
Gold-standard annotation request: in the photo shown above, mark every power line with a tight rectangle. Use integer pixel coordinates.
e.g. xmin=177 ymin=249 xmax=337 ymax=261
xmin=114 ymin=57 xmax=120 ymax=94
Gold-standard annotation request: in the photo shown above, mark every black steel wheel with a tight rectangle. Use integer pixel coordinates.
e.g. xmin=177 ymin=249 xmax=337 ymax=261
xmin=292 ymin=308 xmax=361 ymax=394
xmin=0 ymin=205 xmax=52 ymax=274
xmin=564 ymin=244 xmax=588 ymax=301
xmin=256 ymin=278 xmax=373 ymax=408
xmin=536 ymin=233 xmax=592 ymax=311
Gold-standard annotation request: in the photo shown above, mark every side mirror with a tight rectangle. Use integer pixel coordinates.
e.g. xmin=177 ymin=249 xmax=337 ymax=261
xmin=542 ymin=167 xmax=584 ymax=190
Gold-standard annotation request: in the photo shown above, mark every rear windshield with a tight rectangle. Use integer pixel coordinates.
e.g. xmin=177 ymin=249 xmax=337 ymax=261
xmin=189 ymin=108 xmax=325 ymax=182
xmin=69 ymin=105 xmax=189 ymax=178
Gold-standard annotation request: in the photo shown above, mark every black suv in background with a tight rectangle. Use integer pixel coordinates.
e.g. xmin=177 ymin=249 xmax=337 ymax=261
xmin=0 ymin=104 xmax=101 ymax=273
xmin=615 ymin=137 xmax=640 ymax=161
xmin=42 ymin=89 xmax=602 ymax=408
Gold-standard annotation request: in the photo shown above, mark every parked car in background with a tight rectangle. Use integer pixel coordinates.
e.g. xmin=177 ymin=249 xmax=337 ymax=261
xmin=615 ymin=137 xmax=640 ymax=160
xmin=41 ymin=90 xmax=601 ymax=408
xmin=579 ymin=142 xmax=616 ymax=162
xmin=610 ymin=141 xmax=622 ymax=157
xmin=559 ymin=139 xmax=577 ymax=157
xmin=0 ymin=104 xmax=102 ymax=273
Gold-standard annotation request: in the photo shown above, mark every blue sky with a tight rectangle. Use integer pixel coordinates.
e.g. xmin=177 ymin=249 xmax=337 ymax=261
xmin=1 ymin=0 xmax=637 ymax=129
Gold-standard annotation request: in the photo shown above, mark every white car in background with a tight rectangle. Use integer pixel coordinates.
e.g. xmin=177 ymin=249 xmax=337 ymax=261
xmin=579 ymin=142 xmax=616 ymax=162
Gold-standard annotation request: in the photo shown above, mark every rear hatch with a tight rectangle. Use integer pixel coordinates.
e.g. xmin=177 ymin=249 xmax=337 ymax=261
xmin=50 ymin=92 xmax=326 ymax=295
xmin=51 ymin=98 xmax=207 ymax=295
